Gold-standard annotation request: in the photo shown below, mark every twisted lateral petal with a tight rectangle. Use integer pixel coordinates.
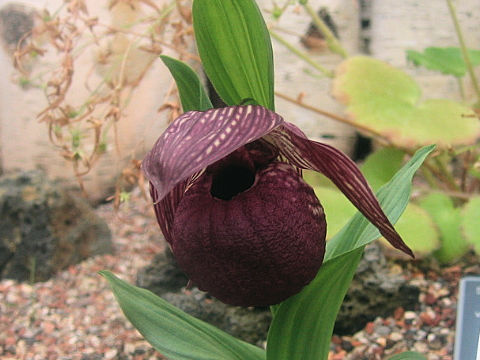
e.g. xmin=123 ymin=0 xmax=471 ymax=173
xmin=142 ymin=106 xmax=284 ymax=200
xmin=267 ymin=123 xmax=413 ymax=257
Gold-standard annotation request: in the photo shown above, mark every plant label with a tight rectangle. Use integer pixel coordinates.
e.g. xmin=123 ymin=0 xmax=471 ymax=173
xmin=454 ymin=276 xmax=480 ymax=360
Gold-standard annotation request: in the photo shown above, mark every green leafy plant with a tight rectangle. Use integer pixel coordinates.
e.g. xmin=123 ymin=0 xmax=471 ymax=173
xmin=102 ymin=0 xmax=432 ymax=359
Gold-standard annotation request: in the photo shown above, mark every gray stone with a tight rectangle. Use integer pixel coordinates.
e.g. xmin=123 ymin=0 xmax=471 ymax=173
xmin=0 ymin=170 xmax=112 ymax=282
xmin=136 ymin=248 xmax=188 ymax=295
xmin=335 ymin=242 xmax=420 ymax=335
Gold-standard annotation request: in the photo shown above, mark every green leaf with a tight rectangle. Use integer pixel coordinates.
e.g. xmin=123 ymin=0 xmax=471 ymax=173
xmin=325 ymin=145 xmax=435 ymax=261
xmin=266 ymin=247 xmax=364 ymax=360
xmin=407 ymin=47 xmax=480 ymax=77
xmin=462 ymin=196 xmax=480 ymax=255
xmin=160 ymin=55 xmax=213 ymax=112
xmin=381 ymin=203 xmax=439 ymax=257
xmin=388 ymin=351 xmax=428 ymax=360
xmin=420 ymin=192 xmax=468 ymax=263
xmin=333 ymin=56 xmax=480 ymax=148
xmin=360 ymin=147 xmax=405 ymax=191
xmin=99 ymin=271 xmax=265 ymax=360
xmin=193 ymin=0 xmax=275 ymax=110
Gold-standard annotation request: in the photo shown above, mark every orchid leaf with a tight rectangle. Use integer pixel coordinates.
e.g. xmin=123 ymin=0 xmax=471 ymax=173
xmin=388 ymin=352 xmax=427 ymax=360
xmin=461 ymin=196 xmax=480 ymax=255
xmin=380 ymin=203 xmax=439 ymax=257
xmin=193 ymin=0 xmax=275 ymax=110
xmin=160 ymin=55 xmax=212 ymax=112
xmin=333 ymin=56 xmax=480 ymax=148
xmin=100 ymin=271 xmax=265 ymax=360
xmin=407 ymin=47 xmax=480 ymax=77
xmin=266 ymin=247 xmax=364 ymax=360
xmin=325 ymin=144 xmax=435 ymax=261
xmin=420 ymin=192 xmax=468 ymax=263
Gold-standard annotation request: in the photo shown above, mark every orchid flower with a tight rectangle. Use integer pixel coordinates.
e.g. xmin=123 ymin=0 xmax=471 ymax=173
xmin=142 ymin=105 xmax=412 ymax=307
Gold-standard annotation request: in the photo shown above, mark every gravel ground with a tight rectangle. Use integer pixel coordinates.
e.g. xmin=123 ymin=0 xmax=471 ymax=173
xmin=0 ymin=191 xmax=476 ymax=359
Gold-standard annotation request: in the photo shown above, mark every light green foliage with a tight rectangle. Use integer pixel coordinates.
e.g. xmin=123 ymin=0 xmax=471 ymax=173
xmin=360 ymin=147 xmax=405 ymax=191
xmin=193 ymin=0 xmax=274 ymax=110
xmin=333 ymin=56 xmax=480 ymax=148
xmin=383 ymin=203 xmax=439 ymax=257
xmin=461 ymin=196 xmax=480 ymax=254
xmin=420 ymin=192 xmax=468 ymax=263
xmin=407 ymin=47 xmax=480 ymax=77
xmin=160 ymin=56 xmax=213 ymax=112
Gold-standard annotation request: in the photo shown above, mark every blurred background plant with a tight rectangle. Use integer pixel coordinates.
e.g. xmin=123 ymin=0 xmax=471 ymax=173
xmin=13 ymin=0 xmax=197 ymax=204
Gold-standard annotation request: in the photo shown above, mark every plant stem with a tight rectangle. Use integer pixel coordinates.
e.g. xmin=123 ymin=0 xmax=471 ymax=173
xmin=301 ymin=2 xmax=348 ymax=58
xmin=275 ymin=91 xmax=388 ymax=138
xmin=270 ymin=30 xmax=334 ymax=78
xmin=446 ymin=0 xmax=480 ymax=103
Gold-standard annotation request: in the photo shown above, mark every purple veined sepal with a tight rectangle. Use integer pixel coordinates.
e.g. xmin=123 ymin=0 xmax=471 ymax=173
xmin=142 ymin=105 xmax=284 ymax=202
xmin=265 ymin=122 xmax=414 ymax=258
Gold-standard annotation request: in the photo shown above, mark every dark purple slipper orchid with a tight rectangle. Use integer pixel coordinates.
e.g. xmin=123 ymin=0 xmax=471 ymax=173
xmin=142 ymin=105 xmax=412 ymax=307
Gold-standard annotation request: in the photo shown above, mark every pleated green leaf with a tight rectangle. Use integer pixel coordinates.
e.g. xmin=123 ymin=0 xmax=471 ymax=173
xmin=325 ymin=145 xmax=435 ymax=261
xmin=193 ymin=0 xmax=274 ymax=110
xmin=266 ymin=247 xmax=364 ymax=360
xmin=160 ymin=55 xmax=213 ymax=112
xmin=100 ymin=271 xmax=265 ymax=360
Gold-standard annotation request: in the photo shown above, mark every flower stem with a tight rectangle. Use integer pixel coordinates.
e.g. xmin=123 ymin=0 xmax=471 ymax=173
xmin=270 ymin=30 xmax=334 ymax=78
xmin=446 ymin=0 xmax=480 ymax=103
xmin=301 ymin=2 xmax=348 ymax=59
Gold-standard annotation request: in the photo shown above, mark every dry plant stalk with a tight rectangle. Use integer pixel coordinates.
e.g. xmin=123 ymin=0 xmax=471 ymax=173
xmin=14 ymin=0 xmax=196 ymax=203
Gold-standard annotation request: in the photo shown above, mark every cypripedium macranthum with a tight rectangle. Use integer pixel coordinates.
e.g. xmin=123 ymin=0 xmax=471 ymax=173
xmin=142 ymin=105 xmax=412 ymax=307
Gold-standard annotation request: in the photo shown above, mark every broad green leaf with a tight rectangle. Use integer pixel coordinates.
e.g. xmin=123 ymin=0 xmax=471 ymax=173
xmin=160 ymin=55 xmax=213 ymax=112
xmin=407 ymin=47 xmax=480 ymax=77
xmin=100 ymin=271 xmax=265 ymax=360
xmin=266 ymin=247 xmax=364 ymax=360
xmin=461 ymin=196 xmax=480 ymax=255
xmin=325 ymin=145 xmax=435 ymax=261
xmin=313 ymin=186 xmax=356 ymax=239
xmin=333 ymin=56 xmax=480 ymax=148
xmin=360 ymin=147 xmax=405 ymax=191
xmin=193 ymin=0 xmax=274 ymax=110
xmin=381 ymin=203 xmax=439 ymax=257
xmin=388 ymin=351 xmax=428 ymax=360
xmin=420 ymin=192 xmax=468 ymax=263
